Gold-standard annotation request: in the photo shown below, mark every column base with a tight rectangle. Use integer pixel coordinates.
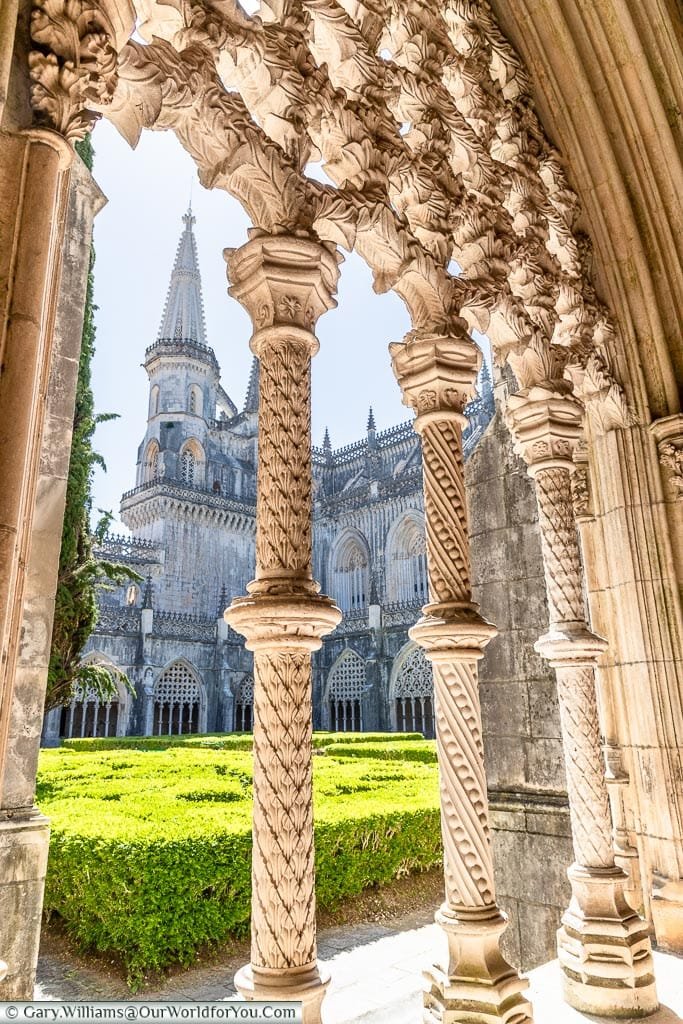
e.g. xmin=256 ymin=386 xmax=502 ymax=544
xmin=0 ymin=810 xmax=50 ymax=999
xmin=558 ymin=864 xmax=658 ymax=1017
xmin=424 ymin=904 xmax=532 ymax=1024
xmin=235 ymin=962 xmax=329 ymax=1024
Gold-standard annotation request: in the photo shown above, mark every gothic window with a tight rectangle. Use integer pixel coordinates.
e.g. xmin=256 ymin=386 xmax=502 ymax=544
xmin=144 ymin=440 xmax=160 ymax=483
xmin=153 ymin=661 xmax=202 ymax=735
xmin=188 ymin=384 xmax=203 ymax=417
xmin=180 ymin=448 xmax=196 ymax=485
xmin=149 ymin=385 xmax=160 ymax=417
xmin=59 ymin=676 xmax=121 ymax=739
xmin=331 ymin=533 xmax=370 ymax=613
xmin=327 ymin=650 xmax=365 ymax=732
xmin=392 ymin=645 xmax=434 ymax=739
xmin=179 ymin=440 xmax=204 ymax=488
xmin=387 ymin=515 xmax=428 ymax=603
xmin=234 ymin=675 xmax=254 ymax=732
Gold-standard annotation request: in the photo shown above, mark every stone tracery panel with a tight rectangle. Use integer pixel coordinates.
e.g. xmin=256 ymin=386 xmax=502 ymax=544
xmin=326 ymin=648 xmax=365 ymax=731
xmin=391 ymin=642 xmax=434 ymax=738
xmin=154 ymin=660 xmax=202 ymax=734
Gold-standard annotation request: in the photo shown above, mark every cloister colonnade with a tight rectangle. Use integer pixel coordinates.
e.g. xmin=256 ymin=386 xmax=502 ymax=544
xmin=0 ymin=0 xmax=681 ymax=1021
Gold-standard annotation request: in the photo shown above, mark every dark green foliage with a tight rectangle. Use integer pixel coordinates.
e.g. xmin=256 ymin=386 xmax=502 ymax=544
xmin=60 ymin=731 xmax=425 ymax=753
xmin=47 ymin=137 xmax=139 ymax=712
xmin=38 ymin=739 xmax=441 ymax=984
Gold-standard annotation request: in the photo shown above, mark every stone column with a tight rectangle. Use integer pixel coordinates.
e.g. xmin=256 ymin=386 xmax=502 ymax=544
xmin=506 ymin=384 xmax=658 ymax=1016
xmin=390 ymin=330 xmax=532 ymax=1024
xmin=224 ymin=235 xmax=341 ymax=1023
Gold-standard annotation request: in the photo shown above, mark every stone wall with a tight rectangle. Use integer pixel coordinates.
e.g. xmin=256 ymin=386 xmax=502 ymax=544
xmin=467 ymin=406 xmax=573 ymax=971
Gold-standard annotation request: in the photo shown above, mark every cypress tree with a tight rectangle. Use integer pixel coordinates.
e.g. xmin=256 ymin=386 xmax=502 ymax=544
xmin=46 ymin=136 xmax=139 ymax=712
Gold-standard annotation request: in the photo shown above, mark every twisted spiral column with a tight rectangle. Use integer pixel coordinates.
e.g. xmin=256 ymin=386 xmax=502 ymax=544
xmin=391 ymin=332 xmax=532 ymax=1024
xmin=506 ymin=385 xmax=658 ymax=1017
xmin=224 ymin=236 xmax=341 ymax=1023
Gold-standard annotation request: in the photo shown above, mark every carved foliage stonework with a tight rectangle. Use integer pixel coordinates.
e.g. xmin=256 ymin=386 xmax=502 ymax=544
xmin=659 ymin=442 xmax=683 ymax=499
xmin=555 ymin=665 xmax=615 ymax=869
xmin=255 ymin=337 xmax=313 ymax=585
xmin=251 ymin=650 xmax=316 ymax=970
xmin=533 ymin=467 xmax=585 ymax=627
xmin=29 ymin=0 xmax=130 ymax=140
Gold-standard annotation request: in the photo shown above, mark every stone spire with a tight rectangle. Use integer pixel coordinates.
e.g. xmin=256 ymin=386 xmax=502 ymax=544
xmin=157 ymin=207 xmax=208 ymax=346
xmin=243 ymin=357 xmax=259 ymax=413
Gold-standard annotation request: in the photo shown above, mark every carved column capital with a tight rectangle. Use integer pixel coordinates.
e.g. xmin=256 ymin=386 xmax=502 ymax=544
xmin=389 ymin=328 xmax=481 ymax=432
xmin=224 ymin=234 xmax=341 ymax=343
xmin=29 ymin=0 xmax=135 ymax=141
xmin=505 ymin=386 xmax=584 ymax=475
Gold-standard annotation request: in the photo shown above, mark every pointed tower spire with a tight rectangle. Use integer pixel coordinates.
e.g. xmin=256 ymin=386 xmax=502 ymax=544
xmin=323 ymin=427 xmax=332 ymax=455
xmin=243 ymin=357 xmax=260 ymax=413
xmin=367 ymin=406 xmax=376 ymax=433
xmin=157 ymin=208 xmax=208 ymax=346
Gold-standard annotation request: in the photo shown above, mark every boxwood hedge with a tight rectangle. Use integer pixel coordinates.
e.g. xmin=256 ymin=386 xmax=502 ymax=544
xmin=38 ymin=737 xmax=440 ymax=984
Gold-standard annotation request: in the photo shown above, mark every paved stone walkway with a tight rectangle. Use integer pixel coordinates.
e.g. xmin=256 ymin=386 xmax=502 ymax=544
xmin=37 ymin=916 xmax=683 ymax=1024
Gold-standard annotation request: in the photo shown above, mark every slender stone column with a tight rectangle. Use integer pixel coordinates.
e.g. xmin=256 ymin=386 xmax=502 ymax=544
xmin=506 ymin=382 xmax=658 ymax=1017
xmin=224 ymin=235 xmax=341 ymax=1023
xmin=390 ymin=330 xmax=532 ymax=1024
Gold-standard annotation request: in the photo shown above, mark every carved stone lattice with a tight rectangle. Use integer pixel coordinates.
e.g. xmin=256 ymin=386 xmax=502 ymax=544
xmin=327 ymin=651 xmax=364 ymax=702
xmin=251 ymin=650 xmax=315 ymax=971
xmin=393 ymin=646 xmax=432 ymax=699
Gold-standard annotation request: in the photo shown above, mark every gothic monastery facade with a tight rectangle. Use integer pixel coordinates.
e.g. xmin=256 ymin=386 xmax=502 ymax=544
xmin=44 ymin=210 xmax=494 ymax=743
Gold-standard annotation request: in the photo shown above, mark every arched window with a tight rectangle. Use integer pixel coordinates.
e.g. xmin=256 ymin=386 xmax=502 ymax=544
xmin=327 ymin=650 xmax=365 ymax=732
xmin=188 ymin=384 xmax=203 ymax=417
xmin=153 ymin=661 xmax=202 ymax=735
xmin=386 ymin=514 xmax=428 ymax=603
xmin=330 ymin=532 xmax=370 ymax=613
xmin=149 ymin=385 xmax=160 ymax=417
xmin=234 ymin=675 xmax=254 ymax=732
xmin=144 ymin=440 xmax=160 ymax=482
xmin=59 ymin=667 xmax=123 ymax=739
xmin=179 ymin=440 xmax=204 ymax=488
xmin=391 ymin=644 xmax=434 ymax=738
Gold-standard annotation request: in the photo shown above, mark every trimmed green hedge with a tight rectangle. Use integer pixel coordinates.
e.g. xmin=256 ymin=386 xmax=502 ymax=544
xmin=38 ymin=739 xmax=440 ymax=984
xmin=60 ymin=731 xmax=425 ymax=753
xmin=327 ymin=740 xmax=437 ymax=763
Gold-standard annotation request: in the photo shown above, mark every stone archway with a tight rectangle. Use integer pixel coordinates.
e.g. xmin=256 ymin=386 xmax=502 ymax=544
xmin=0 ymin=0 xmax=681 ymax=1013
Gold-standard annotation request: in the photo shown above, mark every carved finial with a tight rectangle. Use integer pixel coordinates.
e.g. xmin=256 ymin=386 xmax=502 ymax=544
xmin=323 ymin=427 xmax=332 ymax=456
xmin=367 ymin=406 xmax=376 ymax=433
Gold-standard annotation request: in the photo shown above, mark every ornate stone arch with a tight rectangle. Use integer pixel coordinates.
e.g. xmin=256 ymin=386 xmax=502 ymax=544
xmin=179 ymin=437 xmax=205 ymax=488
xmin=234 ymin=674 xmax=254 ymax=733
xmin=59 ymin=652 xmax=130 ymax=739
xmin=328 ymin=528 xmax=370 ymax=614
xmin=153 ymin=658 xmax=206 ymax=735
xmin=325 ymin=648 xmax=365 ymax=732
xmin=385 ymin=511 xmax=427 ymax=604
xmin=389 ymin=641 xmax=434 ymax=739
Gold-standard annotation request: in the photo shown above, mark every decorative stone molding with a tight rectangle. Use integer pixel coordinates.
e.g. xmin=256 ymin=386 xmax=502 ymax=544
xmin=29 ymin=0 xmax=135 ymax=140
xmin=391 ymin=329 xmax=531 ymax=1024
xmin=224 ymin=235 xmax=341 ymax=1023
xmin=506 ymin=384 xmax=657 ymax=1016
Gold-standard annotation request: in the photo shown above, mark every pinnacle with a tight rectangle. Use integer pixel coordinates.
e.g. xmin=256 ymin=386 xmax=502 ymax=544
xmin=157 ymin=209 xmax=208 ymax=346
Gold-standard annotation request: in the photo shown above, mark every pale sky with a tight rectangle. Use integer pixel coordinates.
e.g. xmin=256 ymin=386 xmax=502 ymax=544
xmin=89 ymin=118 xmax=488 ymax=529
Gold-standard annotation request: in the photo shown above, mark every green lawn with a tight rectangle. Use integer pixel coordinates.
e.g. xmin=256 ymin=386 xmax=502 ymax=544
xmin=38 ymin=733 xmax=440 ymax=984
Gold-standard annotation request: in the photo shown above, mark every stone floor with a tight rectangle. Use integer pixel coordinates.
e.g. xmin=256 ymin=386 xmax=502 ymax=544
xmin=36 ymin=915 xmax=683 ymax=1023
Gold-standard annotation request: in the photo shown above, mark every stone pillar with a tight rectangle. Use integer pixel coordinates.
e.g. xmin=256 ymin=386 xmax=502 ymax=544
xmin=224 ymin=235 xmax=341 ymax=1023
xmin=390 ymin=330 xmax=532 ymax=1024
xmin=506 ymin=384 xmax=658 ymax=1016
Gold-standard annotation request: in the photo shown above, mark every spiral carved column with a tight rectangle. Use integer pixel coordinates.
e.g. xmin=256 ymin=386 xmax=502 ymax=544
xmin=391 ymin=331 xmax=532 ymax=1024
xmin=224 ymin=235 xmax=342 ymax=1023
xmin=506 ymin=384 xmax=657 ymax=1017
